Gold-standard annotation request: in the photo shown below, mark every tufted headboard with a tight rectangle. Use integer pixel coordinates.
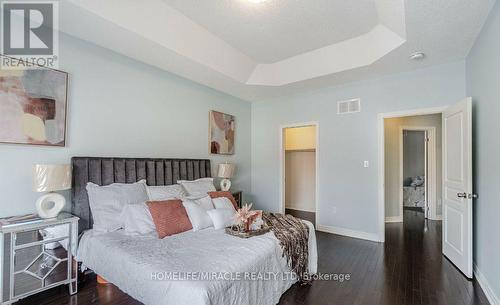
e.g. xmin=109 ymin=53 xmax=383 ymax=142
xmin=71 ymin=157 xmax=211 ymax=233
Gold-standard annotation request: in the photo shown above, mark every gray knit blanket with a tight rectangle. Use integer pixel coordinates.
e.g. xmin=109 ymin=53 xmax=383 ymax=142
xmin=262 ymin=212 xmax=310 ymax=283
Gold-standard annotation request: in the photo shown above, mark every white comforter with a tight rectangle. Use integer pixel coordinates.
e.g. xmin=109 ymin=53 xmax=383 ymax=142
xmin=77 ymin=221 xmax=317 ymax=305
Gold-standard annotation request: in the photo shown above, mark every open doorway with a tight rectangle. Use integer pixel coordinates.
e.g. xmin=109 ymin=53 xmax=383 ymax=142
xmin=280 ymin=123 xmax=318 ymax=226
xmin=383 ymin=114 xmax=443 ymax=224
xmin=378 ymin=100 xmax=474 ymax=278
xmin=401 ymin=127 xmax=436 ymax=220
xmin=402 ymin=130 xmax=427 ymax=215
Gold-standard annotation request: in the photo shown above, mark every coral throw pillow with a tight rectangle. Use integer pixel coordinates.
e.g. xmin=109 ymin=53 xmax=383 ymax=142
xmin=146 ymin=200 xmax=192 ymax=238
xmin=208 ymin=191 xmax=238 ymax=210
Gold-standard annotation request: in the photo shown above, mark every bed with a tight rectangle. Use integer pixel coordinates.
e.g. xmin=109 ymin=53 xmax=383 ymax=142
xmin=71 ymin=157 xmax=317 ymax=305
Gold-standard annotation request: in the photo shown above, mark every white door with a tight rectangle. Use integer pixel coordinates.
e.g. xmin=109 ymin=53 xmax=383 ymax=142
xmin=424 ymin=130 xmax=429 ymax=219
xmin=442 ymin=97 xmax=473 ymax=278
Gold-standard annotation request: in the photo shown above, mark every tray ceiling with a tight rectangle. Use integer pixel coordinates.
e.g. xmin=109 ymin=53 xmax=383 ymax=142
xmin=164 ymin=0 xmax=380 ymax=63
xmin=59 ymin=0 xmax=495 ymax=101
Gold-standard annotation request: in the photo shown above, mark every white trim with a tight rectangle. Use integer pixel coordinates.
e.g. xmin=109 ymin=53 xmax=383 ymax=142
xmin=317 ymin=225 xmax=381 ymax=242
xmin=385 ymin=216 xmax=403 ymax=223
xmin=474 ymin=263 xmax=500 ymax=305
xmin=378 ymin=105 xmax=448 ymax=242
xmin=284 ymin=206 xmax=316 ymax=213
xmin=399 ymin=126 xmax=437 ymax=221
xmin=431 ymin=215 xmax=442 ymax=221
xmin=379 ymin=106 xmax=449 ymax=119
xmin=378 ymin=114 xmax=386 ymax=242
xmin=279 ymin=122 xmax=319 ymax=227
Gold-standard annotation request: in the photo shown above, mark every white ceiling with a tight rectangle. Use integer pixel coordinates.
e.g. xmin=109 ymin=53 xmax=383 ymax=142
xmin=60 ymin=0 xmax=495 ymax=101
xmin=163 ymin=0 xmax=379 ymax=63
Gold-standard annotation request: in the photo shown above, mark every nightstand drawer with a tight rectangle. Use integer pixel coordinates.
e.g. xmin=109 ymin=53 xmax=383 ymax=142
xmin=15 ymin=223 xmax=69 ymax=246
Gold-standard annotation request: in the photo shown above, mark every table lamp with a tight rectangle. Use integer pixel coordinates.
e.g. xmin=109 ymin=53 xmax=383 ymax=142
xmin=217 ymin=163 xmax=235 ymax=191
xmin=33 ymin=164 xmax=71 ymax=218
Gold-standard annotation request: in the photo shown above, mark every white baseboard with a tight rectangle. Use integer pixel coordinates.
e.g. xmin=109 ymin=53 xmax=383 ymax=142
xmin=385 ymin=216 xmax=403 ymax=223
xmin=474 ymin=263 xmax=500 ymax=305
xmin=317 ymin=224 xmax=381 ymax=242
xmin=285 ymin=207 xmax=315 ymax=213
xmin=431 ymin=215 xmax=442 ymax=221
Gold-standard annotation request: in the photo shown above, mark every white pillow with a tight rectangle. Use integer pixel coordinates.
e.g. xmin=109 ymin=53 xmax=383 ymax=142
xmin=86 ymin=180 xmax=148 ymax=232
xmin=207 ymin=209 xmax=235 ymax=230
xmin=121 ymin=202 xmax=156 ymax=235
xmin=177 ymin=178 xmax=216 ymax=196
xmin=182 ymin=195 xmax=214 ymax=210
xmin=182 ymin=200 xmax=213 ymax=231
xmin=146 ymin=184 xmax=186 ymax=201
xmin=212 ymin=197 xmax=236 ymax=211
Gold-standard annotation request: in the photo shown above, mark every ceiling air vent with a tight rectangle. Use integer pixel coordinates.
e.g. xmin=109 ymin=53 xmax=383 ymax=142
xmin=337 ymin=98 xmax=361 ymax=114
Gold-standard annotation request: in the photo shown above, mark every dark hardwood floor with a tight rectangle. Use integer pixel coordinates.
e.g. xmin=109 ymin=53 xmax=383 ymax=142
xmin=17 ymin=210 xmax=488 ymax=305
xmin=286 ymin=208 xmax=316 ymax=226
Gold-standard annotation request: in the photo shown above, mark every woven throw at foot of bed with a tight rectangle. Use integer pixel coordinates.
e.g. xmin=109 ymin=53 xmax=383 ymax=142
xmin=263 ymin=213 xmax=310 ymax=283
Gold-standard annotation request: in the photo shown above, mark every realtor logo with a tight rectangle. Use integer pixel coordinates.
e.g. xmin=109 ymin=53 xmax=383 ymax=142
xmin=1 ymin=1 xmax=59 ymax=69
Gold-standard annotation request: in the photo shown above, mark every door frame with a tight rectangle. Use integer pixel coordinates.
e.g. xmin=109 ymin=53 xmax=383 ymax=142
xmin=399 ymin=126 xmax=437 ymax=221
xmin=377 ymin=106 xmax=448 ymax=242
xmin=279 ymin=121 xmax=319 ymax=226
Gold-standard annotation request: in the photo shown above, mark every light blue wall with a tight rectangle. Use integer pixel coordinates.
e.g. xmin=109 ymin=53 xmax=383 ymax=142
xmin=252 ymin=62 xmax=466 ymax=237
xmin=0 ymin=34 xmax=252 ymax=217
xmin=466 ymin=0 xmax=500 ymax=299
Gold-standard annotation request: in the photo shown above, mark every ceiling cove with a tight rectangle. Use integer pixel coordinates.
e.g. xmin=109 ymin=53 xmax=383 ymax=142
xmin=59 ymin=0 xmax=495 ymax=101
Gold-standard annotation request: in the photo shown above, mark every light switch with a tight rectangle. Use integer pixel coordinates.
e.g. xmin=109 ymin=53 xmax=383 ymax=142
xmin=364 ymin=161 xmax=369 ymax=168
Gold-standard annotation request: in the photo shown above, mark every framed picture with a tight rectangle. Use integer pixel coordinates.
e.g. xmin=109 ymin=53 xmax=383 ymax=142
xmin=209 ymin=110 xmax=235 ymax=155
xmin=0 ymin=55 xmax=68 ymax=146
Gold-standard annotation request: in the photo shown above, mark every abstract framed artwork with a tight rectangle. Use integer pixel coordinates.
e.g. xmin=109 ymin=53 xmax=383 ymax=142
xmin=0 ymin=55 xmax=68 ymax=146
xmin=209 ymin=110 xmax=235 ymax=155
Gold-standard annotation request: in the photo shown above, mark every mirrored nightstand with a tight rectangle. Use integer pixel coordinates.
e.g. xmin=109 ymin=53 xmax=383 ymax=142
xmin=0 ymin=213 xmax=78 ymax=304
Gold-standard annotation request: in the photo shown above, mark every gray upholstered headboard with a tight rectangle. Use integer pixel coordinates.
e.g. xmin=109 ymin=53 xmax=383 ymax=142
xmin=71 ymin=157 xmax=211 ymax=233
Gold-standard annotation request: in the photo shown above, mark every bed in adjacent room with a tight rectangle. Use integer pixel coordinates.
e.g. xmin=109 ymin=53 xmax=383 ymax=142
xmin=71 ymin=157 xmax=317 ymax=305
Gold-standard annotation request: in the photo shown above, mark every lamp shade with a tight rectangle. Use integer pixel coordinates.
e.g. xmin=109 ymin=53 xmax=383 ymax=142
xmin=33 ymin=164 xmax=71 ymax=192
xmin=217 ymin=163 xmax=235 ymax=179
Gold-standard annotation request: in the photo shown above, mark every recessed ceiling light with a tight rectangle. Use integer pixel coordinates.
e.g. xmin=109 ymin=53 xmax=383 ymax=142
xmin=247 ymin=0 xmax=268 ymax=3
xmin=410 ymin=52 xmax=425 ymax=61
